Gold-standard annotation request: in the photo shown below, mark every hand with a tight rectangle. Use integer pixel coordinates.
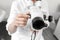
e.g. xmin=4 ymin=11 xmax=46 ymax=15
xmin=12 ymin=13 xmax=30 ymax=27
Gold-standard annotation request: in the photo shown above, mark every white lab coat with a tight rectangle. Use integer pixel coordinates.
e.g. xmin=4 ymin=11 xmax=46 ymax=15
xmin=6 ymin=0 xmax=49 ymax=40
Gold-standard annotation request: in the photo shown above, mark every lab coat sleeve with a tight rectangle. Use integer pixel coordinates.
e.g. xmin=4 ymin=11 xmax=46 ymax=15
xmin=6 ymin=1 xmax=19 ymax=35
xmin=41 ymin=0 xmax=50 ymax=26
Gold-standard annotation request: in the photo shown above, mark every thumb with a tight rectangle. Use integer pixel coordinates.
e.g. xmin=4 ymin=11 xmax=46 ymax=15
xmin=26 ymin=12 xmax=31 ymax=18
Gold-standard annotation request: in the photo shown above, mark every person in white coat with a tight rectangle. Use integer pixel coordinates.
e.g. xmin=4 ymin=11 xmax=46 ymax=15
xmin=6 ymin=0 xmax=49 ymax=40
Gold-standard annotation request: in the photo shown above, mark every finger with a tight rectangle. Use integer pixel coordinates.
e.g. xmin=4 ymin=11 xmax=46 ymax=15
xmin=16 ymin=14 xmax=24 ymax=18
xmin=13 ymin=19 xmax=27 ymax=27
xmin=15 ymin=23 xmax=25 ymax=27
xmin=25 ymin=12 xmax=31 ymax=18
xmin=18 ymin=21 xmax=27 ymax=25
xmin=16 ymin=18 xmax=28 ymax=22
xmin=16 ymin=21 xmax=27 ymax=26
xmin=22 ymin=14 xmax=30 ymax=19
xmin=20 ymin=23 xmax=27 ymax=26
xmin=16 ymin=13 xmax=30 ymax=18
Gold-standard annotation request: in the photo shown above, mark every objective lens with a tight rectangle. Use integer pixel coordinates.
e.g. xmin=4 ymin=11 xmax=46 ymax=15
xmin=32 ymin=17 xmax=45 ymax=30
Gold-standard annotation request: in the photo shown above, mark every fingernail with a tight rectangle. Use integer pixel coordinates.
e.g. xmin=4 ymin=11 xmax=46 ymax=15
xmin=28 ymin=15 xmax=30 ymax=17
xmin=28 ymin=16 xmax=31 ymax=18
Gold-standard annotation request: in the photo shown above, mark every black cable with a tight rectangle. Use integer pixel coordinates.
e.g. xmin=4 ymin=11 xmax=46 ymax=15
xmin=31 ymin=31 xmax=36 ymax=40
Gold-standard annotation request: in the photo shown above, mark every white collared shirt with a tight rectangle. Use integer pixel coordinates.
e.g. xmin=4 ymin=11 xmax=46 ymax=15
xmin=6 ymin=0 xmax=49 ymax=40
